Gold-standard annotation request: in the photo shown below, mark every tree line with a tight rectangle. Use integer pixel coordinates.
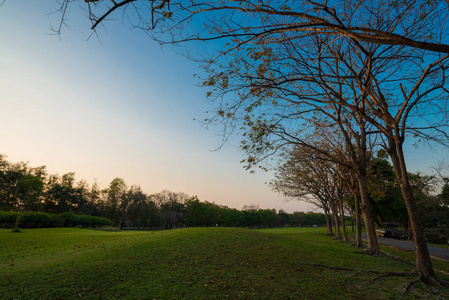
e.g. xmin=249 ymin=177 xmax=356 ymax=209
xmin=0 ymin=154 xmax=327 ymax=229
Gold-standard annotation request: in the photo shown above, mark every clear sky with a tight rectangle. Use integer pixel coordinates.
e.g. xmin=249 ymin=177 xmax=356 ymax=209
xmin=0 ymin=1 xmax=447 ymax=212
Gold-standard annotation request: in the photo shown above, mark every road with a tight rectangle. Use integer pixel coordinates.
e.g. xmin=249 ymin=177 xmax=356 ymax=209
xmin=361 ymin=233 xmax=449 ymax=261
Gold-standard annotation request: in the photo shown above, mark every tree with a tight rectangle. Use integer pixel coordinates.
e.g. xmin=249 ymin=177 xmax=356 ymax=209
xmin=152 ymin=190 xmax=188 ymax=229
xmin=185 ymin=196 xmax=222 ymax=227
xmin=126 ymin=185 xmax=158 ymax=229
xmin=365 ymin=153 xmax=406 ymax=229
xmin=436 ymin=180 xmax=449 ymax=227
xmin=0 ymin=155 xmax=47 ymax=211
xmin=43 ymin=172 xmax=86 ymax=214
xmin=440 ymin=180 xmax=449 ymax=207
xmin=409 ymin=172 xmax=445 ymax=230
xmin=82 ymin=180 xmax=102 ymax=216
xmin=103 ymin=177 xmax=127 ymax=224
xmin=272 ymin=144 xmax=340 ymax=237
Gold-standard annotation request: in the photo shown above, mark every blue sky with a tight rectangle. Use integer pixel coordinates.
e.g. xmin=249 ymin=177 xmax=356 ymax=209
xmin=1 ymin=1 xmax=447 ymax=212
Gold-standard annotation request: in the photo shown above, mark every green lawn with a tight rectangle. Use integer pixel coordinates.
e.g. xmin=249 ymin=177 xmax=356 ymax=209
xmin=1 ymin=227 xmax=448 ymax=299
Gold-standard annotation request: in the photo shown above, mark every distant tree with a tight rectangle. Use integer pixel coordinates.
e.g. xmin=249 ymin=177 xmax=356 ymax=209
xmin=126 ymin=185 xmax=157 ymax=229
xmin=13 ymin=173 xmax=45 ymax=211
xmin=241 ymin=205 xmax=259 ymax=228
xmin=103 ymin=177 xmax=127 ymax=224
xmin=440 ymin=180 xmax=449 ymax=207
xmin=366 ymin=152 xmax=406 ymax=229
xmin=43 ymin=173 xmax=86 ymax=214
xmin=304 ymin=212 xmax=327 ymax=227
xmin=184 ymin=196 xmax=221 ymax=227
xmin=409 ymin=173 xmax=446 ymax=229
xmin=291 ymin=211 xmax=306 ymax=227
xmin=82 ymin=180 xmax=102 ymax=217
xmin=277 ymin=209 xmax=291 ymax=227
xmin=0 ymin=155 xmax=46 ymax=211
xmin=220 ymin=207 xmax=242 ymax=227
xmin=272 ymin=143 xmax=351 ymax=239
xmin=153 ymin=190 xmax=188 ymax=229
xmin=437 ymin=180 xmax=449 ymax=227
xmin=258 ymin=209 xmax=277 ymax=228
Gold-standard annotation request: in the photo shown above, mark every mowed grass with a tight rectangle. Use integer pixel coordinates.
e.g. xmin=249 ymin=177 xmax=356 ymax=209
xmin=1 ymin=227 xmax=448 ymax=299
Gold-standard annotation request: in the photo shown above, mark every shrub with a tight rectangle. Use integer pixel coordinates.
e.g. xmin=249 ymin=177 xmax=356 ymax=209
xmin=78 ymin=215 xmax=114 ymax=228
xmin=0 ymin=211 xmax=113 ymax=229
xmin=60 ymin=212 xmax=79 ymax=227
xmin=20 ymin=211 xmax=60 ymax=228
xmin=0 ymin=211 xmax=19 ymax=228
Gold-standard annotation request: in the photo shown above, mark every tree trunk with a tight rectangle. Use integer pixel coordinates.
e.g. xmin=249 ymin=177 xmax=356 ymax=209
xmin=349 ymin=178 xmax=362 ymax=247
xmin=351 ymin=213 xmax=354 ymax=233
xmin=352 ymin=116 xmax=379 ymax=252
xmin=354 ymin=193 xmax=362 ymax=248
xmin=388 ymin=140 xmax=436 ymax=281
xmin=357 ymin=174 xmax=381 ymax=254
xmin=332 ymin=203 xmax=341 ymax=239
xmin=339 ymin=198 xmax=348 ymax=242
xmin=324 ymin=208 xmax=334 ymax=235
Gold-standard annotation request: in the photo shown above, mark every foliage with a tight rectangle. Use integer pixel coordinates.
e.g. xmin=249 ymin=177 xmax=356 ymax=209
xmin=412 ymin=174 xmax=449 ymax=229
xmin=366 ymin=153 xmax=407 ymax=227
xmin=0 ymin=211 xmax=17 ymax=228
xmin=440 ymin=181 xmax=449 ymax=206
xmin=0 ymin=154 xmax=46 ymax=211
xmin=0 ymin=211 xmax=113 ymax=229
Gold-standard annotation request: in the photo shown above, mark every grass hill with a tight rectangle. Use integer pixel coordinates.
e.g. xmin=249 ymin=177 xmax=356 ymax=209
xmin=1 ymin=227 xmax=448 ymax=299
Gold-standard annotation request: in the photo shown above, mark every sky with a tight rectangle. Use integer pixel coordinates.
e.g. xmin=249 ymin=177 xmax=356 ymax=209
xmin=1 ymin=1 xmax=448 ymax=213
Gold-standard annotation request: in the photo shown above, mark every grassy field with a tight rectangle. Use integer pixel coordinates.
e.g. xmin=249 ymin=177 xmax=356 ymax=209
xmin=1 ymin=227 xmax=448 ymax=299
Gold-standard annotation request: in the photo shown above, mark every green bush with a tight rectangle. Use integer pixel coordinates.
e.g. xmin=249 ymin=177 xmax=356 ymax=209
xmin=0 ymin=211 xmax=113 ymax=229
xmin=77 ymin=214 xmax=93 ymax=227
xmin=60 ymin=212 xmax=79 ymax=227
xmin=78 ymin=215 xmax=114 ymax=228
xmin=0 ymin=211 xmax=19 ymax=228
xmin=20 ymin=211 xmax=60 ymax=228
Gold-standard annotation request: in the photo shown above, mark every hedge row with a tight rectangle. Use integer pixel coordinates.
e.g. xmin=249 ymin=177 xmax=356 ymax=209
xmin=0 ymin=211 xmax=114 ymax=229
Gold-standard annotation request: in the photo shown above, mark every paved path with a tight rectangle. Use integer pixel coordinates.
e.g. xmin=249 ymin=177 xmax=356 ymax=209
xmin=361 ymin=233 xmax=449 ymax=261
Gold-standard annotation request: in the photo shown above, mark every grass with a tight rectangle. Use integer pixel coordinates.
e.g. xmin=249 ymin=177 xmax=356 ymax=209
xmin=1 ymin=227 xmax=448 ymax=299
